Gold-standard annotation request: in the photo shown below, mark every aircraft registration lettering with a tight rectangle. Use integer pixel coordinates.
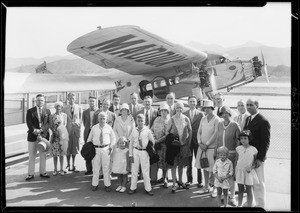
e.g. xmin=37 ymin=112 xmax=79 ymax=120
xmin=88 ymin=34 xmax=189 ymax=67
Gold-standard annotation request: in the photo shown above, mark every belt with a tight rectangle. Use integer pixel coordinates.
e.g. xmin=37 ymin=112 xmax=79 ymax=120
xmin=134 ymin=147 xmax=147 ymax=151
xmin=229 ymin=150 xmax=237 ymax=154
xmin=94 ymin=144 xmax=109 ymax=148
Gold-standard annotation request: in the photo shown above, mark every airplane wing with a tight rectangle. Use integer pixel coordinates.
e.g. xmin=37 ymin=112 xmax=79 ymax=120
xmin=4 ymin=73 xmax=116 ymax=94
xmin=67 ymin=25 xmax=207 ymax=75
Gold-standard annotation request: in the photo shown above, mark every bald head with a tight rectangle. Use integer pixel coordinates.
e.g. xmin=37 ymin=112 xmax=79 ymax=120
xmin=246 ymin=98 xmax=259 ymax=115
xmin=237 ymin=100 xmax=246 ymax=114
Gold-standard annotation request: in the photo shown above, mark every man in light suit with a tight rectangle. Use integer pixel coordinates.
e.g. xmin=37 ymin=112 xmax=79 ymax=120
xmin=94 ymin=99 xmax=116 ymax=127
xmin=109 ymin=93 xmax=121 ymax=116
xmin=183 ymin=95 xmax=204 ymax=187
xmin=128 ymin=92 xmax=143 ymax=122
xmin=233 ymin=100 xmax=250 ymax=130
xmin=25 ymin=94 xmax=51 ymax=180
xmin=166 ymin=92 xmax=176 ymax=116
xmin=63 ymin=93 xmax=82 ymax=173
xmin=82 ymin=96 xmax=98 ymax=175
xmin=137 ymin=96 xmax=157 ymax=129
xmin=244 ymin=98 xmax=271 ymax=209
xmin=214 ymin=92 xmax=225 ymax=117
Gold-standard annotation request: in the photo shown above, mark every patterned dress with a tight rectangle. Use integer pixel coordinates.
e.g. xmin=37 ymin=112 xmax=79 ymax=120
xmin=50 ymin=113 xmax=67 ymax=157
xmin=213 ymin=158 xmax=233 ymax=189
xmin=151 ymin=116 xmax=169 ymax=169
xmin=169 ymin=114 xmax=192 ymax=167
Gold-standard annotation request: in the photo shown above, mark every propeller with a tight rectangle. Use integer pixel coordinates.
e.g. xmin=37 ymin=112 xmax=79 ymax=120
xmin=261 ymin=49 xmax=269 ymax=83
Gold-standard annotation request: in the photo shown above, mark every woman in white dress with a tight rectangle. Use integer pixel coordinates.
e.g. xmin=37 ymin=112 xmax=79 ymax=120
xmin=195 ymin=100 xmax=220 ymax=197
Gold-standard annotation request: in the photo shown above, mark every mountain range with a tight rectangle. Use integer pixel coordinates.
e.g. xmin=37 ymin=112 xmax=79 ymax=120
xmin=5 ymin=41 xmax=290 ymax=76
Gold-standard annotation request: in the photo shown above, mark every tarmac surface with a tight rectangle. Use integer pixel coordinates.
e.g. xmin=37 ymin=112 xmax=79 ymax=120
xmin=5 ymin=148 xmax=290 ymax=210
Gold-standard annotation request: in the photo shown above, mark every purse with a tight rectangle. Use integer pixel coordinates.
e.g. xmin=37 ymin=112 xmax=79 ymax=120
xmin=170 ymin=118 xmax=182 ymax=146
xmin=200 ymin=151 xmax=209 ymax=168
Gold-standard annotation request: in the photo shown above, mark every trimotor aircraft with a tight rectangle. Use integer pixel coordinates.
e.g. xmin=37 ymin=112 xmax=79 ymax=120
xmin=67 ymin=25 xmax=268 ymax=102
xmin=5 ymin=25 xmax=268 ymax=104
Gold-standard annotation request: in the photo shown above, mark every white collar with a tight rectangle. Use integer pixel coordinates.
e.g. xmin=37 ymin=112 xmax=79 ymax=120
xmin=251 ymin=111 xmax=259 ymax=120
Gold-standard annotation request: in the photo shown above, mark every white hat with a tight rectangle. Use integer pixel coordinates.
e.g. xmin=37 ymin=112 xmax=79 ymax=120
xmin=54 ymin=101 xmax=63 ymax=108
xmin=175 ymin=101 xmax=184 ymax=109
xmin=120 ymin=103 xmax=130 ymax=112
xmin=159 ymin=103 xmax=170 ymax=113
xmin=202 ymin=100 xmax=214 ymax=110
xmin=37 ymin=138 xmax=50 ymax=152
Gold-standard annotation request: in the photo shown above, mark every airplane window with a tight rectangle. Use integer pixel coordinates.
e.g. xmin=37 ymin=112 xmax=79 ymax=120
xmin=169 ymin=79 xmax=174 ymax=85
xmin=153 ymin=81 xmax=158 ymax=89
xmin=146 ymin=83 xmax=153 ymax=91
xmin=161 ymin=80 xmax=166 ymax=87
xmin=175 ymin=77 xmax=180 ymax=84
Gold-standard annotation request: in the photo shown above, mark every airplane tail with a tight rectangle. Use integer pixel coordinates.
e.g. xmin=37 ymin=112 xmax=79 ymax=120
xmin=35 ymin=61 xmax=52 ymax=74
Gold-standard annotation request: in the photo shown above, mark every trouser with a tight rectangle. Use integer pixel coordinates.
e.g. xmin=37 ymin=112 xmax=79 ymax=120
xmin=28 ymin=141 xmax=46 ymax=175
xmin=150 ymin=162 xmax=158 ymax=181
xmin=187 ymin=142 xmax=202 ymax=184
xmin=253 ymin=162 xmax=266 ymax=208
xmin=130 ymin=149 xmax=151 ymax=192
xmin=92 ymin=146 xmax=111 ymax=187
xmin=85 ymin=129 xmax=93 ymax=172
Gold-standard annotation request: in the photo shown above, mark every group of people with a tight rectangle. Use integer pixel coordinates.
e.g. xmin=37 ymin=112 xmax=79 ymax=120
xmin=25 ymin=91 xmax=270 ymax=208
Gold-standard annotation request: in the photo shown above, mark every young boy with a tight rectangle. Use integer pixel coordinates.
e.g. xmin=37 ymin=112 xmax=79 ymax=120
xmin=128 ymin=114 xmax=155 ymax=196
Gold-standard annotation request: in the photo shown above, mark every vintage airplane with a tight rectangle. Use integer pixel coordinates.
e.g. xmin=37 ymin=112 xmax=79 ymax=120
xmin=66 ymin=25 xmax=268 ymax=103
xmin=5 ymin=25 xmax=268 ymax=105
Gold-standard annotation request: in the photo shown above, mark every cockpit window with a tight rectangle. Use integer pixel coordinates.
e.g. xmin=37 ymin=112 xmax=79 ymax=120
xmin=146 ymin=83 xmax=152 ymax=91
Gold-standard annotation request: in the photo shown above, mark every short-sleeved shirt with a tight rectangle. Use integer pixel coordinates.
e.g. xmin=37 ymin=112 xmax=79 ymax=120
xmin=87 ymin=123 xmax=116 ymax=148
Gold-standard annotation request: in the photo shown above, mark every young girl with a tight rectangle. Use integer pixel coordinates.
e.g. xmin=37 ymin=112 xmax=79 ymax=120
xmin=111 ymin=136 xmax=130 ymax=193
xmin=213 ymin=146 xmax=233 ymax=207
xmin=235 ymin=130 xmax=259 ymax=207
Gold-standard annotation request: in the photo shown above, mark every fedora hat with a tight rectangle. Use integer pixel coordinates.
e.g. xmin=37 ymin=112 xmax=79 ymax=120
xmin=202 ymin=100 xmax=214 ymax=110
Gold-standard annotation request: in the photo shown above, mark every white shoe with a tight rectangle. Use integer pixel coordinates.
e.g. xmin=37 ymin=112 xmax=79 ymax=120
xmin=229 ymin=198 xmax=237 ymax=206
xmin=119 ymin=186 xmax=126 ymax=193
xmin=116 ymin=185 xmax=122 ymax=192
xmin=211 ymin=189 xmax=217 ymax=198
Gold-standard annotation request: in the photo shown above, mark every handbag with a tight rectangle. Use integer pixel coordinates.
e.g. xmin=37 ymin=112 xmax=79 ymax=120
xmin=146 ymin=141 xmax=160 ymax=165
xmin=200 ymin=151 xmax=209 ymax=168
xmin=170 ymin=118 xmax=182 ymax=146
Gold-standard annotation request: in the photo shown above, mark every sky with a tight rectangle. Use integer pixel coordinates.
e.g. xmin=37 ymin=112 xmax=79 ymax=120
xmin=5 ymin=2 xmax=291 ymax=59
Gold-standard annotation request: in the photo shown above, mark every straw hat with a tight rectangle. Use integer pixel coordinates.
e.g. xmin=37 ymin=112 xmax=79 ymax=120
xmin=37 ymin=138 xmax=51 ymax=152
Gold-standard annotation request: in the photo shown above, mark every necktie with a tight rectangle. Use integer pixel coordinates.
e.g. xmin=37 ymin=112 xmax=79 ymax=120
xmin=237 ymin=114 xmax=242 ymax=125
xmin=71 ymin=106 xmax=74 ymax=118
xmin=246 ymin=116 xmax=251 ymax=128
xmin=99 ymin=128 xmax=103 ymax=145
xmin=138 ymin=128 xmax=143 ymax=148
xmin=132 ymin=104 xmax=136 ymax=116
xmin=190 ymin=110 xmax=194 ymax=122
xmin=145 ymin=110 xmax=149 ymax=126
xmin=38 ymin=107 xmax=42 ymax=126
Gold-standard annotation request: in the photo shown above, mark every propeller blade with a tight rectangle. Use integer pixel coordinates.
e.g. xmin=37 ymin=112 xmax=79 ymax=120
xmin=260 ymin=49 xmax=269 ymax=83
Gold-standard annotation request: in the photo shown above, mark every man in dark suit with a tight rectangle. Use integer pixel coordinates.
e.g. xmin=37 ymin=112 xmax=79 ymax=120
xmin=183 ymin=95 xmax=204 ymax=188
xmin=109 ymin=93 xmax=121 ymax=116
xmin=82 ymin=96 xmax=98 ymax=175
xmin=94 ymin=99 xmax=116 ymax=127
xmin=137 ymin=96 xmax=157 ymax=129
xmin=25 ymin=94 xmax=51 ymax=181
xmin=244 ymin=98 xmax=271 ymax=208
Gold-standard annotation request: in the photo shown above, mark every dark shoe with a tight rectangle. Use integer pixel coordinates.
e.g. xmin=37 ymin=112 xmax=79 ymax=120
xmin=150 ymin=180 xmax=157 ymax=186
xmin=91 ymin=185 xmax=98 ymax=191
xmin=25 ymin=175 xmax=34 ymax=181
xmin=128 ymin=189 xmax=136 ymax=195
xmin=105 ymin=186 xmax=111 ymax=192
xmin=185 ymin=181 xmax=192 ymax=186
xmin=99 ymin=175 xmax=104 ymax=179
xmin=157 ymin=178 xmax=164 ymax=184
xmin=85 ymin=171 xmax=93 ymax=175
xmin=171 ymin=185 xmax=178 ymax=193
xmin=40 ymin=173 xmax=50 ymax=178
xmin=177 ymin=181 xmax=189 ymax=189
xmin=65 ymin=165 xmax=70 ymax=172
xmin=145 ymin=190 xmax=154 ymax=196
xmin=197 ymin=183 xmax=204 ymax=188
xmin=70 ymin=166 xmax=79 ymax=173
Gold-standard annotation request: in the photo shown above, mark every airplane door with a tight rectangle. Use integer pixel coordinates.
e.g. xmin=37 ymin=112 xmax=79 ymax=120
xmin=139 ymin=80 xmax=153 ymax=100
xmin=151 ymin=76 xmax=170 ymax=100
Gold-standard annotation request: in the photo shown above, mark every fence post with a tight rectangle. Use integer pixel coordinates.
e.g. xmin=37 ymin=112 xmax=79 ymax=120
xmin=22 ymin=98 xmax=25 ymax=123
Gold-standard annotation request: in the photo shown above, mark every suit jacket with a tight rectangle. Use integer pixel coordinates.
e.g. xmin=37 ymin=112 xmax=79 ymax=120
xmin=82 ymin=108 xmax=97 ymax=143
xmin=62 ymin=104 xmax=82 ymax=134
xmin=26 ymin=106 xmax=51 ymax=142
xmin=137 ymin=107 xmax=158 ymax=128
xmin=128 ymin=103 xmax=143 ymax=122
xmin=93 ymin=109 xmax=116 ymax=127
xmin=109 ymin=103 xmax=121 ymax=116
xmin=244 ymin=113 xmax=271 ymax=162
xmin=183 ymin=109 xmax=204 ymax=145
